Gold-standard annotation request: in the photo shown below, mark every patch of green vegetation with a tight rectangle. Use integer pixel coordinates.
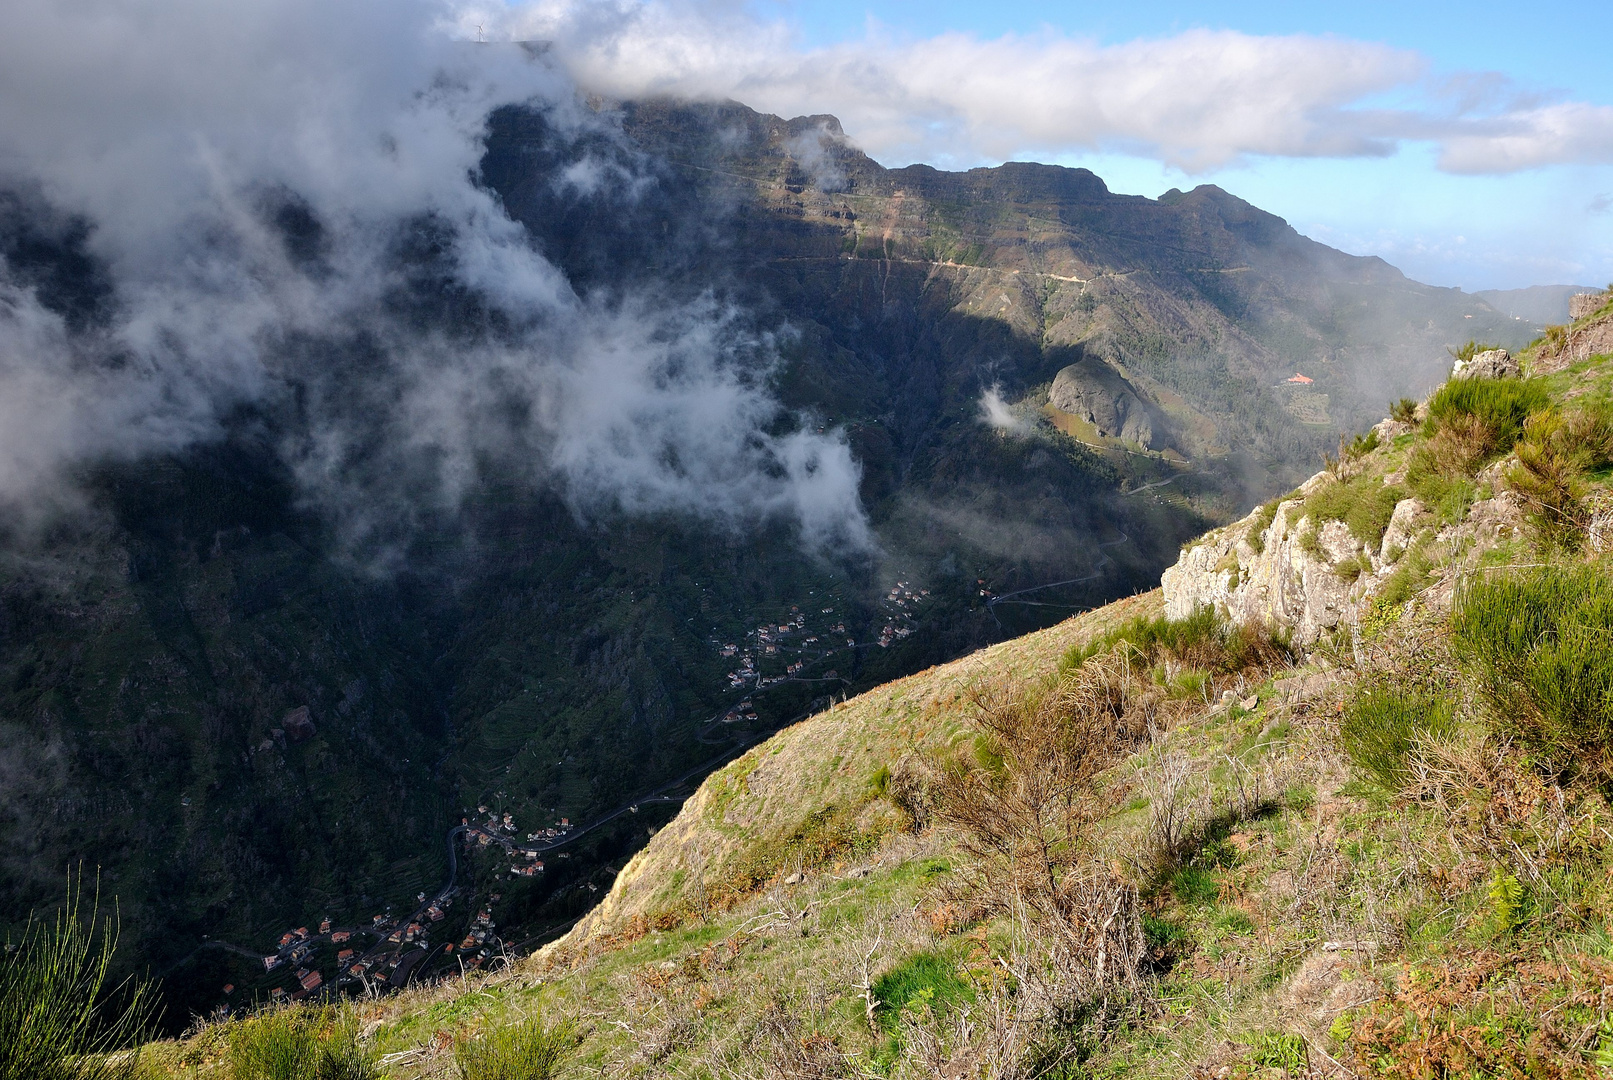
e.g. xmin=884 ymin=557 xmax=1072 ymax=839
xmin=1141 ymin=913 xmax=1190 ymax=952
xmin=1338 ymin=684 xmax=1456 ymax=792
xmin=872 ymin=950 xmax=975 ymax=1035
xmin=226 ymin=1006 xmax=378 ymax=1080
xmin=1425 ymin=376 xmax=1549 ymax=457
xmin=1304 ymin=474 xmax=1407 ymax=547
xmin=1505 ymin=402 xmax=1613 ymax=546
xmin=1063 ymin=606 xmax=1289 ymax=675
xmin=1389 ymin=397 xmax=1418 ymax=424
xmin=1246 ymin=498 xmax=1282 ymax=555
xmin=0 ymin=883 xmax=153 ymax=1080
xmin=453 ymin=1016 xmax=575 ymax=1080
xmin=1246 ymin=1031 xmax=1308 ymax=1073
xmin=1452 ymin=564 xmax=1613 ymax=778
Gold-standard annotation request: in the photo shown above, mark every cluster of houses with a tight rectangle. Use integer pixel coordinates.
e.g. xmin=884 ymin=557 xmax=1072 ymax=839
xmin=876 ymin=582 xmax=927 ymax=648
xmin=459 ymin=907 xmax=497 ymax=952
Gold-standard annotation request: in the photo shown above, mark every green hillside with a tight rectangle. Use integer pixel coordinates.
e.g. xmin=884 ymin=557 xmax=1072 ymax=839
xmin=111 ymin=296 xmax=1613 ymax=1076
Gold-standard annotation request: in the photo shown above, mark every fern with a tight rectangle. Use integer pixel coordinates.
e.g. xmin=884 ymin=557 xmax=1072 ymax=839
xmin=1488 ymin=869 xmax=1526 ymax=933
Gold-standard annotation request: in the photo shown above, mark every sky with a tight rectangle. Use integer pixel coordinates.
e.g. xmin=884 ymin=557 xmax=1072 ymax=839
xmin=485 ymin=0 xmax=1613 ymax=292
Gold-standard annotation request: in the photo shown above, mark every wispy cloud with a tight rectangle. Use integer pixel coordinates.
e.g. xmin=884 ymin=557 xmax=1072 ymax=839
xmin=0 ymin=0 xmax=870 ymax=561
xmin=480 ymin=0 xmax=1613 ymax=175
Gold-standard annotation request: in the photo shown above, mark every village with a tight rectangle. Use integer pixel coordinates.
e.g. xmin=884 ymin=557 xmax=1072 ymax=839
xmin=242 ymin=805 xmax=579 ymax=1009
xmin=713 ymin=581 xmax=928 ymax=713
xmin=233 ymin=581 xmax=936 ymax=1010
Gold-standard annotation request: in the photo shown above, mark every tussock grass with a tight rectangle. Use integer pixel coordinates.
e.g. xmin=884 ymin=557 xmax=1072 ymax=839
xmin=1425 ymin=376 xmax=1548 ymax=458
xmin=453 ymin=1016 xmax=575 ymax=1080
xmin=1303 ymin=473 xmax=1406 ymax=547
xmin=1506 ymin=403 xmax=1613 ymax=545
xmin=1339 ymin=684 xmax=1456 ymax=792
xmin=0 ymin=880 xmax=152 ymax=1080
xmin=1452 ymin=565 xmax=1613 ymax=779
xmin=225 ymin=1007 xmax=377 ymax=1080
xmin=1062 ymin=606 xmax=1291 ymax=675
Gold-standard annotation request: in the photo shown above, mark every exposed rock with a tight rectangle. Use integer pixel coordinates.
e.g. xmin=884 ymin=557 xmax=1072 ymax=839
xmin=1589 ymin=494 xmax=1613 ymax=554
xmin=1162 ymin=482 xmax=1364 ymax=646
xmin=1379 ymin=498 xmax=1425 ymax=563
xmin=283 ymin=706 xmax=316 ymax=743
xmin=1372 ymin=418 xmax=1412 ymax=441
xmin=1048 ymin=358 xmax=1163 ymax=449
xmin=1451 ymin=348 xmax=1518 ymax=380
xmin=1570 ymin=292 xmax=1606 ymax=320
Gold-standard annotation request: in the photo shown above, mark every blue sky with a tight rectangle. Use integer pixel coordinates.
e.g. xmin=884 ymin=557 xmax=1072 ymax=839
xmin=507 ymin=0 xmax=1613 ymax=292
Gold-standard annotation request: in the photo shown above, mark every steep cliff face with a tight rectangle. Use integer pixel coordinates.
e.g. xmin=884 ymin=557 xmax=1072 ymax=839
xmin=1162 ymin=419 xmax=1529 ymax=645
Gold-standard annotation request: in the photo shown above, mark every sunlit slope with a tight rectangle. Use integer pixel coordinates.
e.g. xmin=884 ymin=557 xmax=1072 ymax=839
xmin=564 ymin=589 xmax=1163 ymax=946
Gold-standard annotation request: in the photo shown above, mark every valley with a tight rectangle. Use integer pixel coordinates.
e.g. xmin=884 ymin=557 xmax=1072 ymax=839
xmin=0 ymin=91 xmax=1552 ymax=1029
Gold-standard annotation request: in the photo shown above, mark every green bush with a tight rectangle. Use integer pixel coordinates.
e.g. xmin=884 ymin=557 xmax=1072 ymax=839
xmin=228 ymin=1008 xmax=377 ymax=1080
xmin=871 ymin=950 xmax=974 ymax=1034
xmin=1339 ymin=686 xmax=1456 ymax=792
xmin=1506 ymin=405 xmax=1613 ymax=546
xmin=1425 ymin=376 xmax=1549 ymax=458
xmin=454 ymin=1017 xmax=576 ymax=1080
xmin=1304 ymin=474 xmax=1407 ymax=547
xmin=1452 ymin=566 xmax=1613 ymax=777
xmin=1389 ymin=397 xmax=1418 ymax=424
xmin=0 ymin=881 xmax=152 ymax=1080
xmin=1063 ymin=606 xmax=1290 ymax=675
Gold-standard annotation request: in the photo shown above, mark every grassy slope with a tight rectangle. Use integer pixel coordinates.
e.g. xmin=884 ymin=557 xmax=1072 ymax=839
xmin=144 ymin=311 xmax=1613 ymax=1078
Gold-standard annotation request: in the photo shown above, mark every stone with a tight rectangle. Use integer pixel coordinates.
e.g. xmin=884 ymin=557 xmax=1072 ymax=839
xmin=1589 ymin=498 xmax=1613 ymax=554
xmin=1048 ymin=358 xmax=1162 ymax=449
xmin=783 ymin=872 xmax=804 ymax=885
xmin=1162 ymin=485 xmax=1363 ymax=646
xmin=1451 ymin=348 xmax=1518 ymax=381
xmin=1378 ymin=498 xmax=1425 ymax=564
xmin=283 ymin=706 xmax=316 ymax=742
xmin=1570 ymin=292 xmax=1605 ymax=320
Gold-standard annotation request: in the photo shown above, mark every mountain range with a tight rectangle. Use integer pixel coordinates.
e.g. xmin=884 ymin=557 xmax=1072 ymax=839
xmin=0 ymin=95 xmax=1545 ymax=1025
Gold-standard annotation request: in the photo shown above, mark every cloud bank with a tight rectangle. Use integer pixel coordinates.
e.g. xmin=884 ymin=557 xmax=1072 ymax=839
xmin=482 ymin=0 xmax=1613 ymax=175
xmin=0 ymin=0 xmax=869 ymax=562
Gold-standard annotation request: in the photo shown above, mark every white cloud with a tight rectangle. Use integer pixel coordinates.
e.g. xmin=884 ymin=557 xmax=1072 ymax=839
xmin=481 ymin=0 xmax=1613 ymax=175
xmin=978 ymin=386 xmax=1029 ymax=435
xmin=0 ymin=0 xmax=871 ymax=561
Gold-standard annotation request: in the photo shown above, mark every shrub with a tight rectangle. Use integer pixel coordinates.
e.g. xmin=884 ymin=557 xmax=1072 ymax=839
xmin=1506 ymin=405 xmax=1613 ymax=545
xmin=1338 ymin=685 xmax=1456 ymax=792
xmin=1389 ymin=397 xmax=1418 ymax=424
xmin=1304 ymin=474 xmax=1407 ymax=547
xmin=228 ymin=1007 xmax=377 ymax=1080
xmin=454 ymin=1017 xmax=576 ymax=1080
xmin=1064 ymin=607 xmax=1290 ymax=676
xmin=1452 ymin=566 xmax=1613 ymax=778
xmin=1424 ymin=376 xmax=1549 ymax=461
xmin=0 ymin=881 xmax=153 ymax=1080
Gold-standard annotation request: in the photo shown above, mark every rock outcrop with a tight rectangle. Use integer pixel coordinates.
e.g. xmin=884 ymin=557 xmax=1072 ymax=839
xmin=1162 ymin=459 xmax=1525 ymax=646
xmin=1048 ymin=358 xmax=1164 ymax=448
xmin=1162 ymin=472 xmax=1376 ymax=645
xmin=1451 ymin=348 xmax=1518 ymax=380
